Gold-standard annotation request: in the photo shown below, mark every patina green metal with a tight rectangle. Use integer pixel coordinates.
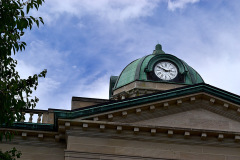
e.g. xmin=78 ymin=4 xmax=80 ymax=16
xmin=153 ymin=44 xmax=165 ymax=54
xmin=114 ymin=58 xmax=141 ymax=89
xmin=109 ymin=76 xmax=118 ymax=98
xmin=113 ymin=44 xmax=204 ymax=90
xmin=138 ymin=55 xmax=154 ymax=80
xmin=144 ymin=54 xmax=187 ymax=74
xmin=134 ymin=55 xmax=148 ymax=80
xmin=6 ymin=122 xmax=54 ymax=131
xmin=182 ymin=60 xmax=204 ymax=84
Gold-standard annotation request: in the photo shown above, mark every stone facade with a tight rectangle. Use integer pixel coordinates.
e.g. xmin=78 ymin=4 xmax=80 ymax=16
xmin=71 ymin=97 xmax=109 ymax=110
xmin=112 ymin=81 xmax=185 ymax=100
xmin=65 ymin=136 xmax=240 ymax=160
xmin=1 ymin=136 xmax=65 ymax=160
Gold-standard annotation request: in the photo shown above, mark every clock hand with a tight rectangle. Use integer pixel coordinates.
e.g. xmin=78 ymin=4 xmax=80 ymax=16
xmin=157 ymin=66 xmax=168 ymax=72
xmin=163 ymin=68 xmax=172 ymax=72
xmin=165 ymin=68 xmax=174 ymax=72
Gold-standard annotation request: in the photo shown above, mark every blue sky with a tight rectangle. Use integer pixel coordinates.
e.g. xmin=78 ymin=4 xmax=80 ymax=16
xmin=15 ymin=0 xmax=240 ymax=110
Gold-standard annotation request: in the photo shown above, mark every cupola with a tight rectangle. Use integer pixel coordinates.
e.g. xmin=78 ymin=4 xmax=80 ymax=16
xmin=109 ymin=44 xmax=204 ymax=100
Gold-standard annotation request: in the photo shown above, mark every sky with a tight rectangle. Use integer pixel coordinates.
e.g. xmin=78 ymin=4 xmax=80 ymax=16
xmin=14 ymin=0 xmax=240 ymax=110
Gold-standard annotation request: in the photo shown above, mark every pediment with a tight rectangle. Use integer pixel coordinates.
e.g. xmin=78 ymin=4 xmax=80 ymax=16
xmin=133 ymin=108 xmax=240 ymax=132
xmin=73 ymin=92 xmax=240 ymax=133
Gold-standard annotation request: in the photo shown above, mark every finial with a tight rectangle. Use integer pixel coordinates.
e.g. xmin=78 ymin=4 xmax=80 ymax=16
xmin=153 ymin=44 xmax=165 ymax=54
xmin=155 ymin=44 xmax=162 ymax=50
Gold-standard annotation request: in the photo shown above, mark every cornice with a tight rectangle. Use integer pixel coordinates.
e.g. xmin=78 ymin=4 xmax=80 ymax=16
xmin=57 ymin=119 xmax=240 ymax=147
xmin=0 ymin=128 xmax=60 ymax=142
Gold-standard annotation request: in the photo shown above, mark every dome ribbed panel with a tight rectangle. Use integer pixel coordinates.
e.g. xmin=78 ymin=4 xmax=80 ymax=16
xmin=139 ymin=55 xmax=154 ymax=80
xmin=115 ymin=58 xmax=141 ymax=89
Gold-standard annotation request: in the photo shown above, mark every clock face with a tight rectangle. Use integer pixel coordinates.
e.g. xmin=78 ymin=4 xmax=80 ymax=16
xmin=154 ymin=61 xmax=178 ymax=80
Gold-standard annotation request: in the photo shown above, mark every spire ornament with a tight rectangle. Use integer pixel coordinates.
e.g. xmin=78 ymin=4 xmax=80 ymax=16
xmin=153 ymin=44 xmax=165 ymax=54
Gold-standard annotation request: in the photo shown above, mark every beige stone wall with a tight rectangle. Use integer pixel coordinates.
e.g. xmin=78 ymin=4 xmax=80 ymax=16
xmin=66 ymin=135 xmax=240 ymax=160
xmin=113 ymin=81 xmax=185 ymax=96
xmin=0 ymin=137 xmax=65 ymax=160
xmin=71 ymin=98 xmax=109 ymax=110
xmin=72 ymin=101 xmax=101 ymax=110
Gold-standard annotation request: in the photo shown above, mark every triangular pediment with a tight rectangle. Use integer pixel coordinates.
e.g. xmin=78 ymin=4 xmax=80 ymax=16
xmin=132 ymin=108 xmax=240 ymax=132
xmin=72 ymin=92 xmax=240 ymax=133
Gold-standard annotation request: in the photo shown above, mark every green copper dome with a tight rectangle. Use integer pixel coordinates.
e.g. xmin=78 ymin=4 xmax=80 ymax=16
xmin=112 ymin=44 xmax=204 ymax=91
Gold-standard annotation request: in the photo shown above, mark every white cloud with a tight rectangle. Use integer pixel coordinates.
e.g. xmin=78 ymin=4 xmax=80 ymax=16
xmin=14 ymin=37 xmax=111 ymax=109
xmin=198 ymin=55 xmax=240 ymax=95
xmin=32 ymin=77 xmax=62 ymax=110
xmin=14 ymin=58 xmax=63 ymax=110
xmin=34 ymin=0 xmax=159 ymax=25
xmin=14 ymin=40 xmax=72 ymax=109
xmin=72 ymin=73 xmax=110 ymax=99
xmin=167 ymin=0 xmax=200 ymax=11
xmin=16 ymin=60 xmax=41 ymax=79
xmin=43 ymin=73 xmax=110 ymax=110
xmin=37 ymin=78 xmax=61 ymax=93
xmin=72 ymin=65 xmax=77 ymax=69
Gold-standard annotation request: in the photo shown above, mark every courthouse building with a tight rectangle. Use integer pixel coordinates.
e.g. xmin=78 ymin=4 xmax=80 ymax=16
xmin=1 ymin=44 xmax=240 ymax=160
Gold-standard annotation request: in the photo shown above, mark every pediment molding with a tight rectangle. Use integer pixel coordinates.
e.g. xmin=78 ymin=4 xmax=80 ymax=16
xmin=77 ymin=93 xmax=240 ymax=123
xmin=52 ymin=84 xmax=240 ymax=123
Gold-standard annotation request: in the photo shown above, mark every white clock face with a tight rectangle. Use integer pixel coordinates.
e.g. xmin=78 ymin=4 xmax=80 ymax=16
xmin=154 ymin=61 xmax=178 ymax=80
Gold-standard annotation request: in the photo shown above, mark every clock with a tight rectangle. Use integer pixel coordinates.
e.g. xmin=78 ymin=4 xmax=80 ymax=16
xmin=154 ymin=61 xmax=178 ymax=80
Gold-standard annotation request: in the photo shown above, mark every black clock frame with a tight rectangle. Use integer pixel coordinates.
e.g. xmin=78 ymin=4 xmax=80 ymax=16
xmin=146 ymin=60 xmax=184 ymax=83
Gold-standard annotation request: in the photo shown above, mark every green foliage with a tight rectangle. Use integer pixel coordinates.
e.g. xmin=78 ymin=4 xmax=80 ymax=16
xmin=0 ymin=0 xmax=46 ymax=127
xmin=0 ymin=147 xmax=22 ymax=160
xmin=0 ymin=131 xmax=14 ymax=142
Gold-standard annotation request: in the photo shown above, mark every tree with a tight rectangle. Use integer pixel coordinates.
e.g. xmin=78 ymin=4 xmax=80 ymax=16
xmin=0 ymin=0 xmax=46 ymax=159
xmin=0 ymin=147 xmax=22 ymax=160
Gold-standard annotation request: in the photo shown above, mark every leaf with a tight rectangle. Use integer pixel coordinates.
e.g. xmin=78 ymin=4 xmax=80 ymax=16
xmin=34 ymin=3 xmax=38 ymax=10
xmin=36 ymin=19 xmax=39 ymax=27
xmin=27 ymin=4 xmax=30 ymax=14
xmin=20 ymin=10 xmax=25 ymax=18
xmin=39 ymin=17 xmax=44 ymax=24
